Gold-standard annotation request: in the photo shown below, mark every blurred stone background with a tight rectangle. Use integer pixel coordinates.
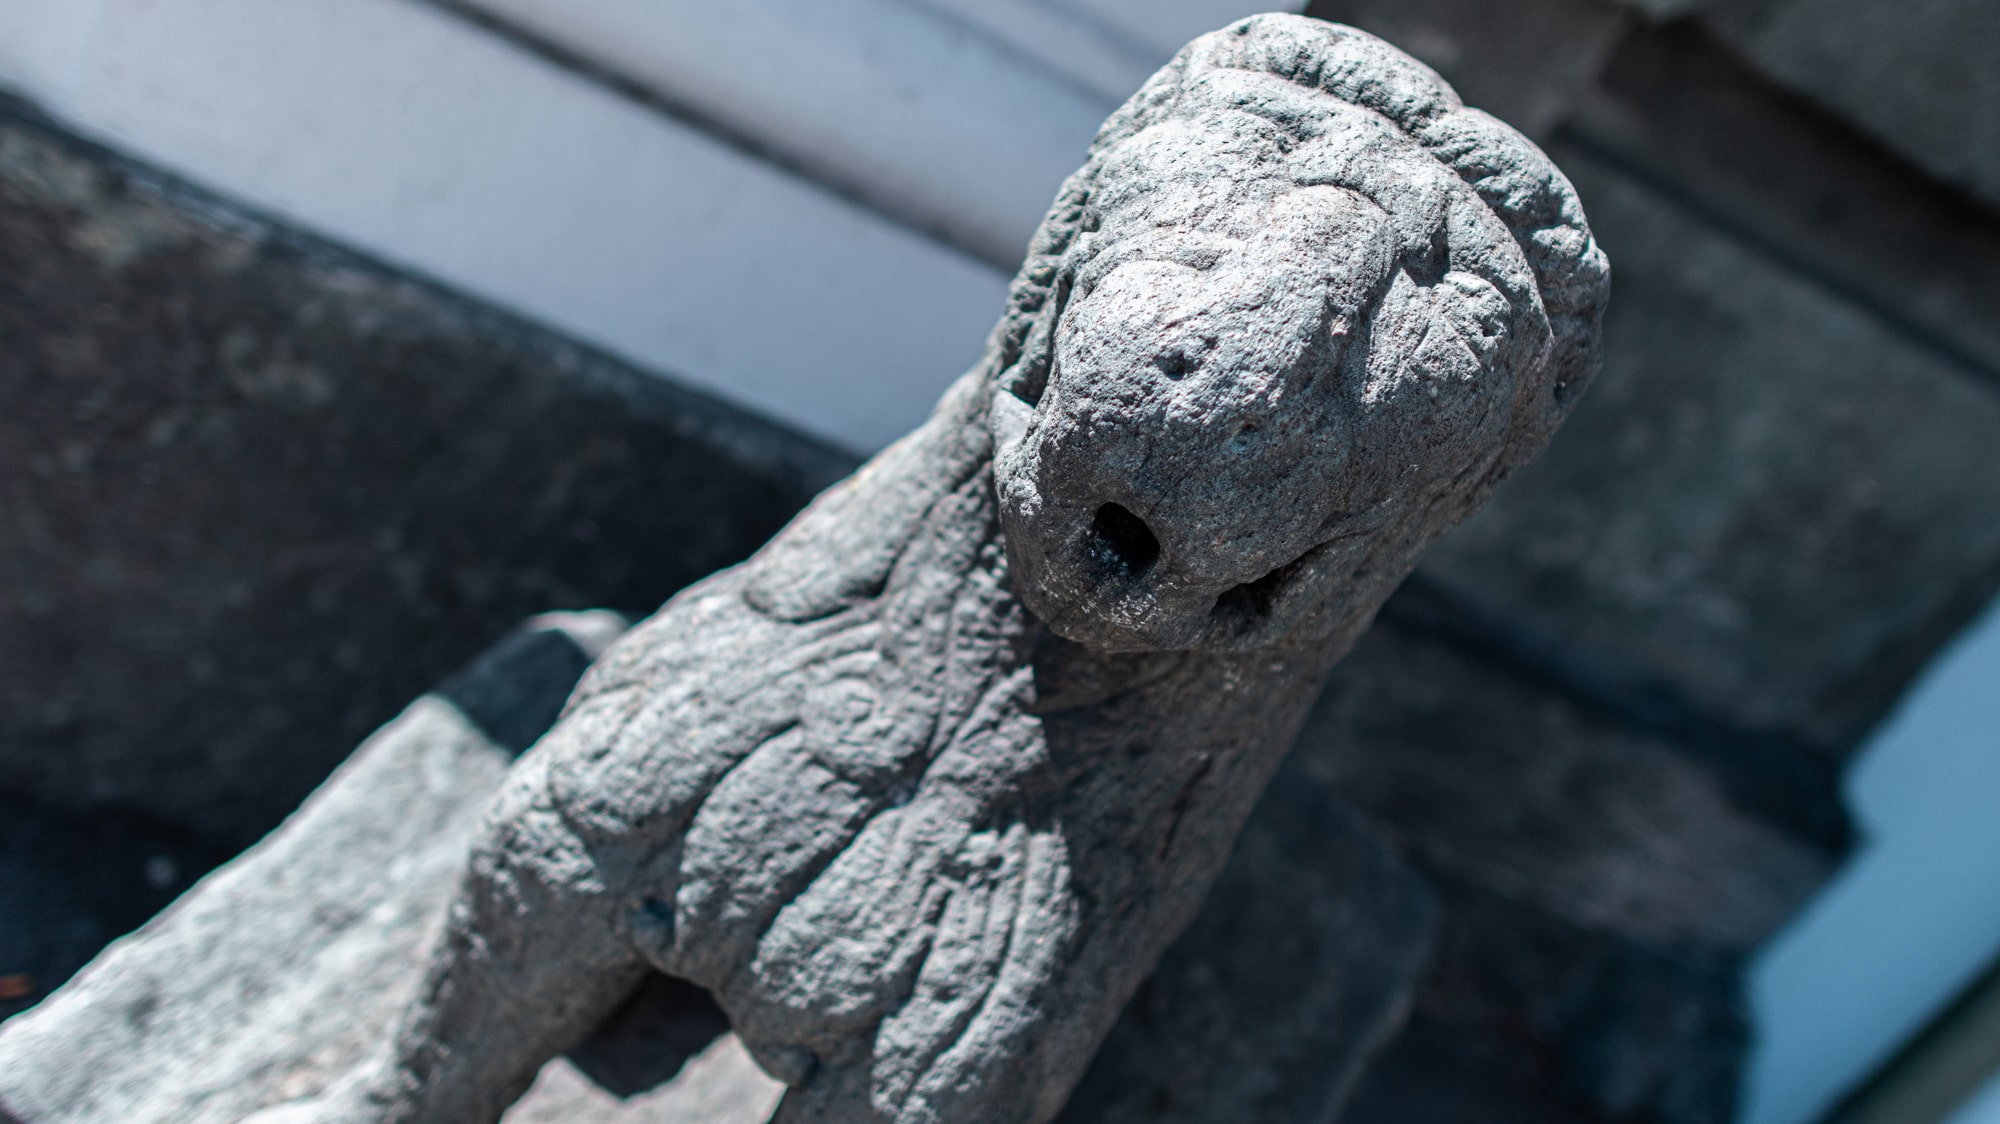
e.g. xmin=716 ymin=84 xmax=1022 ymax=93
xmin=1 ymin=2 xmax=1996 ymax=1122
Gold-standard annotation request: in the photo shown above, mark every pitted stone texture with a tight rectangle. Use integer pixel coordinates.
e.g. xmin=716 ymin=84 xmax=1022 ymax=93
xmin=13 ymin=16 xmax=1604 ymax=1124
xmin=993 ymin=18 xmax=1607 ymax=656
xmin=230 ymin=16 xmax=1600 ymax=1124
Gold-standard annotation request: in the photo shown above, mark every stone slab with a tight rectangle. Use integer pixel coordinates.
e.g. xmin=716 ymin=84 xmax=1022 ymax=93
xmin=1341 ymin=879 xmax=1749 ymax=1124
xmin=1304 ymin=0 xmax=1629 ymax=139
xmin=1418 ymin=142 xmax=2000 ymax=758
xmin=0 ymin=613 xmax=629 ymax=1123
xmin=0 ymin=97 xmax=851 ymax=851
xmin=1702 ymin=0 xmax=2000 ymax=211
xmin=1297 ymin=616 xmax=1836 ymax=954
xmin=1572 ymin=21 xmax=2000 ymax=388
xmin=1057 ymin=759 xmax=1437 ymax=1124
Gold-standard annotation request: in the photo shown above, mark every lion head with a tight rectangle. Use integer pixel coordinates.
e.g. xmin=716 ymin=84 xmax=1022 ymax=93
xmin=989 ymin=14 xmax=1609 ymax=653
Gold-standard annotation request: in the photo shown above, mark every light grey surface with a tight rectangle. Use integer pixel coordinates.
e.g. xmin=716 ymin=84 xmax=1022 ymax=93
xmin=501 ymin=1040 xmax=781 ymax=1124
xmin=1703 ymin=0 xmax=2000 ymax=211
xmin=0 ymin=612 xmax=627 ymax=1124
xmin=1 ymin=16 xmax=1607 ymax=1124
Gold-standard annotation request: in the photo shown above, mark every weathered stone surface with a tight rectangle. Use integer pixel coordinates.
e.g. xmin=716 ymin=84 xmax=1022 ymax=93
xmin=20 ymin=16 xmax=1596 ymax=1124
xmin=1283 ymin=604 xmax=1828 ymax=1124
xmin=0 ymin=612 xmax=626 ymax=1122
xmin=1341 ymin=880 xmax=1749 ymax=1124
xmin=1416 ymin=140 xmax=2000 ymax=760
xmin=1056 ymin=760 xmax=1436 ymax=1124
xmin=1297 ymin=615 xmax=1835 ymax=954
xmin=0 ymin=95 xmax=851 ymax=851
xmin=505 ymin=1036 xmax=781 ymax=1124
xmin=1262 ymin=15 xmax=2000 ymax=1122
xmin=1701 ymin=0 xmax=2000 ymax=211
xmin=1569 ymin=20 xmax=2000 ymax=390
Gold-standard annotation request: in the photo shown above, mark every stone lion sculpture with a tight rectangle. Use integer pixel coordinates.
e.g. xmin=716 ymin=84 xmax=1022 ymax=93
xmin=251 ymin=14 xmax=1607 ymax=1123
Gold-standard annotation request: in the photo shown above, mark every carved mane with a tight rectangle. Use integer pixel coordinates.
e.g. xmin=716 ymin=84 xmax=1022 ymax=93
xmin=983 ymin=14 xmax=1609 ymax=503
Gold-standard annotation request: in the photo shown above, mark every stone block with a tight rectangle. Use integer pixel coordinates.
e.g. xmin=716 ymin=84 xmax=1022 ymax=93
xmin=1701 ymin=0 xmax=2000 ymax=210
xmin=1296 ymin=617 xmax=1836 ymax=954
xmin=1341 ymin=880 xmax=1749 ymax=1124
xmin=1057 ymin=761 xmax=1437 ymax=1124
xmin=1 ymin=615 xmax=1437 ymax=1124
xmin=1418 ymin=143 xmax=2000 ymax=758
xmin=0 ymin=96 xmax=850 ymax=850
xmin=1571 ymin=21 xmax=2000 ymax=385
xmin=0 ymin=613 xmax=641 ymax=1122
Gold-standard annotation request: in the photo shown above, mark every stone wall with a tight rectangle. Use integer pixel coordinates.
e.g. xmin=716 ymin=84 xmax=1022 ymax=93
xmin=0 ymin=93 xmax=851 ymax=1019
xmin=1301 ymin=1 xmax=2000 ymax=1119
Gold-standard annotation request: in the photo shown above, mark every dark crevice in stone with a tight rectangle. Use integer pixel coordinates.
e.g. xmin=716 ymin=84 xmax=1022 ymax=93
xmin=0 ymin=797 xmax=233 ymax=1023
xmin=565 ymin=973 xmax=732 ymax=1099
xmin=436 ymin=626 xmax=601 ymax=757
xmin=1087 ymin=502 xmax=1161 ymax=582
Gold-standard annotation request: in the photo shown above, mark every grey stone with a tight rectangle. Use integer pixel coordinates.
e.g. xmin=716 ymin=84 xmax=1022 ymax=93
xmin=1296 ymin=616 xmax=1834 ymax=954
xmin=0 ymin=612 xmax=631 ymax=1123
xmin=1416 ymin=138 xmax=2000 ymax=760
xmin=1570 ymin=20 xmax=2000 ymax=387
xmin=503 ymin=1039 xmax=781 ymax=1124
xmin=1340 ymin=880 xmax=1750 ymax=1124
xmin=0 ymin=634 xmax=1430 ymax=1124
xmin=1304 ymin=0 xmax=1631 ymax=139
xmin=4 ymin=15 xmax=1609 ymax=1124
xmin=0 ymin=94 xmax=851 ymax=852
xmin=1701 ymin=0 xmax=2000 ymax=211
xmin=1056 ymin=759 xmax=1437 ymax=1124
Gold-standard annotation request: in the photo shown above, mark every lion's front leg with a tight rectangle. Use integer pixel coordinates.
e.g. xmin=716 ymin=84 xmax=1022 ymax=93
xmin=247 ymin=735 xmax=651 ymax=1124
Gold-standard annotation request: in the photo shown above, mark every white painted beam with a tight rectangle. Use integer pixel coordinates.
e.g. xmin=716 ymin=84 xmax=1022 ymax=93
xmin=0 ymin=0 xmax=1010 ymax=452
xmin=453 ymin=0 xmax=1118 ymax=268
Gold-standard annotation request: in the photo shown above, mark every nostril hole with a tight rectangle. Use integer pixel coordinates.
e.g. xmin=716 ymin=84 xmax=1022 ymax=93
xmin=1087 ymin=503 xmax=1160 ymax=581
xmin=1215 ymin=554 xmax=1307 ymax=621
